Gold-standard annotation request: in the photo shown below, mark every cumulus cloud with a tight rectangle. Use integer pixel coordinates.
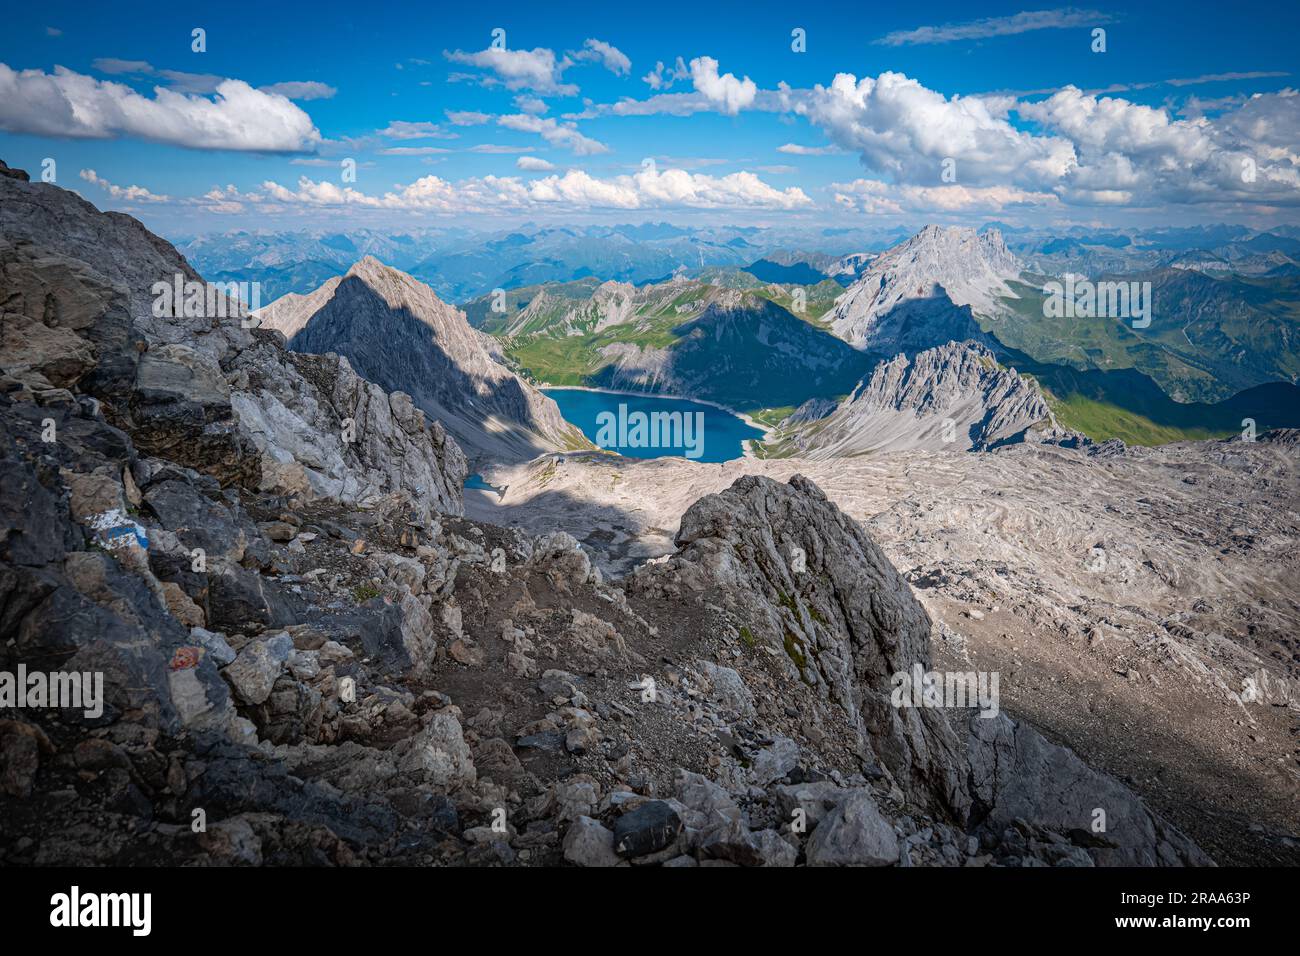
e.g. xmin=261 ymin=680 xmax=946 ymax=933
xmin=783 ymin=69 xmax=1300 ymax=210
xmin=1017 ymin=86 xmax=1300 ymax=204
xmin=443 ymin=46 xmax=577 ymax=95
xmin=496 ymin=113 xmax=609 ymax=155
xmin=517 ymin=156 xmax=557 ymax=171
xmin=573 ymin=39 xmax=631 ymax=76
xmin=195 ymin=183 xmax=266 ymax=214
xmin=689 ymin=57 xmax=757 ymax=115
xmin=788 ymin=71 xmax=1076 ymax=188
xmin=79 ymin=168 xmax=170 ymax=202
xmin=877 ymin=8 xmax=1115 ymax=46
xmin=642 ymin=56 xmax=689 ymax=91
xmin=514 ymin=94 xmax=549 ymax=114
xmin=445 ymin=110 xmax=492 ymax=126
xmin=0 ymin=64 xmax=321 ymax=151
xmin=252 ymin=164 xmax=810 ymax=214
xmin=832 ymin=178 xmax=1058 ymax=214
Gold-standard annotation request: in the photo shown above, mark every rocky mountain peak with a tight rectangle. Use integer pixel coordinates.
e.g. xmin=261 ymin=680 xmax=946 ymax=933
xmin=257 ymin=259 xmax=585 ymax=463
xmin=828 ymin=225 xmax=1024 ymax=354
xmin=344 ymin=254 xmax=392 ymax=281
xmin=0 ymin=165 xmax=465 ymax=517
xmin=767 ymin=341 xmax=1067 ymax=457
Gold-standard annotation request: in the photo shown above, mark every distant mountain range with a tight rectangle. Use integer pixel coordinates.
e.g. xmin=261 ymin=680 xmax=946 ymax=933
xmin=177 ymin=212 xmax=1300 ymax=458
xmin=448 ymin=223 xmax=1300 ymax=446
xmin=179 ymin=223 xmax=897 ymax=303
xmin=180 ymin=221 xmax=1300 ymax=305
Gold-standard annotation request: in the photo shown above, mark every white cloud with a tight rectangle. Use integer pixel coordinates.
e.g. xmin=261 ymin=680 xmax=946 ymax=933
xmin=832 ymin=178 xmax=1058 ymax=214
xmin=573 ymin=39 xmax=631 ymax=76
xmin=782 ymin=68 xmax=1300 ymax=210
xmin=252 ymin=165 xmax=810 ymax=213
xmin=79 ymin=168 xmax=170 ymax=202
xmin=777 ymin=143 xmax=843 ymax=155
xmin=514 ymin=94 xmax=548 ymax=115
xmin=1018 ymin=86 xmax=1300 ymax=204
xmin=629 ymin=166 xmax=808 ymax=208
xmin=379 ymin=120 xmax=457 ymax=139
xmin=0 ymin=64 xmax=321 ymax=151
xmin=378 ymin=146 xmax=453 ymax=155
xmin=90 ymin=57 xmax=331 ymax=100
xmin=443 ymin=46 xmax=576 ymax=95
xmin=260 ymin=81 xmax=337 ymax=101
xmin=689 ymin=57 xmax=757 ymax=115
xmin=468 ymin=144 xmax=536 ymax=154
xmin=642 ymin=57 xmax=688 ymax=91
xmin=588 ymin=92 xmax=715 ymax=117
xmin=517 ymin=156 xmax=557 ymax=171
xmin=194 ymin=183 xmax=266 ymax=213
xmin=789 ymin=71 xmax=1076 ymax=187
xmin=446 ymin=110 xmax=492 ymax=126
xmin=877 ymin=8 xmax=1115 ymax=46
xmin=497 ymin=113 xmax=609 ymax=155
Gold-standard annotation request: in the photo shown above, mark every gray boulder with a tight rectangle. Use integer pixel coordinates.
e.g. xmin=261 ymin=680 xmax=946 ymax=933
xmin=806 ymin=791 xmax=900 ymax=867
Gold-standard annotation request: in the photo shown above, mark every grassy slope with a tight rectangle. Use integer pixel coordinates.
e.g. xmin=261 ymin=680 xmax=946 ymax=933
xmin=468 ymin=275 xmax=860 ymax=407
xmin=471 ymin=271 xmax=1300 ymax=449
xmin=986 ymin=276 xmax=1300 ymax=445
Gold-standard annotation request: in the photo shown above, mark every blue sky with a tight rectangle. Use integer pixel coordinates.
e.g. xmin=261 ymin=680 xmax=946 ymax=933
xmin=2 ymin=1 xmax=1297 ymax=236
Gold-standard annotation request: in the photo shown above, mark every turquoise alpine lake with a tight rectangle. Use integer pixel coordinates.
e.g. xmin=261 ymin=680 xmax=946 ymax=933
xmin=542 ymin=388 xmax=764 ymax=463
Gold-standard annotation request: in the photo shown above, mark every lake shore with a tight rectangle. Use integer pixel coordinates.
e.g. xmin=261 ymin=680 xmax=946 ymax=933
xmin=539 ymin=384 xmax=773 ymax=459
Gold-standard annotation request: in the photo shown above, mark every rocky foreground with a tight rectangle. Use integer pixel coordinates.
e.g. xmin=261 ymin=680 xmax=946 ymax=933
xmin=0 ymin=162 xmax=1230 ymax=866
xmin=474 ymin=436 xmax=1300 ymax=864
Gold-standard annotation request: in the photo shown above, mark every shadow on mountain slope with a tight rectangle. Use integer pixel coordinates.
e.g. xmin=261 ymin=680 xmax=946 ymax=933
xmin=995 ymin=343 xmax=1300 ymax=439
xmin=288 ymin=275 xmax=559 ymax=463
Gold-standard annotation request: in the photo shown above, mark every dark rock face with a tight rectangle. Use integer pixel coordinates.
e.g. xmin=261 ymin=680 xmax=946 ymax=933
xmin=593 ymin=289 xmax=873 ymax=411
xmin=965 ymin=713 xmax=1212 ymax=866
xmin=0 ymin=172 xmax=466 ymax=516
xmin=613 ymin=801 xmax=683 ymax=857
xmin=0 ymin=406 xmax=230 ymax=738
xmin=256 ymin=257 xmax=582 ymax=464
xmin=629 ymin=473 xmax=1211 ymax=866
xmin=636 ymin=474 xmax=970 ymax=817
